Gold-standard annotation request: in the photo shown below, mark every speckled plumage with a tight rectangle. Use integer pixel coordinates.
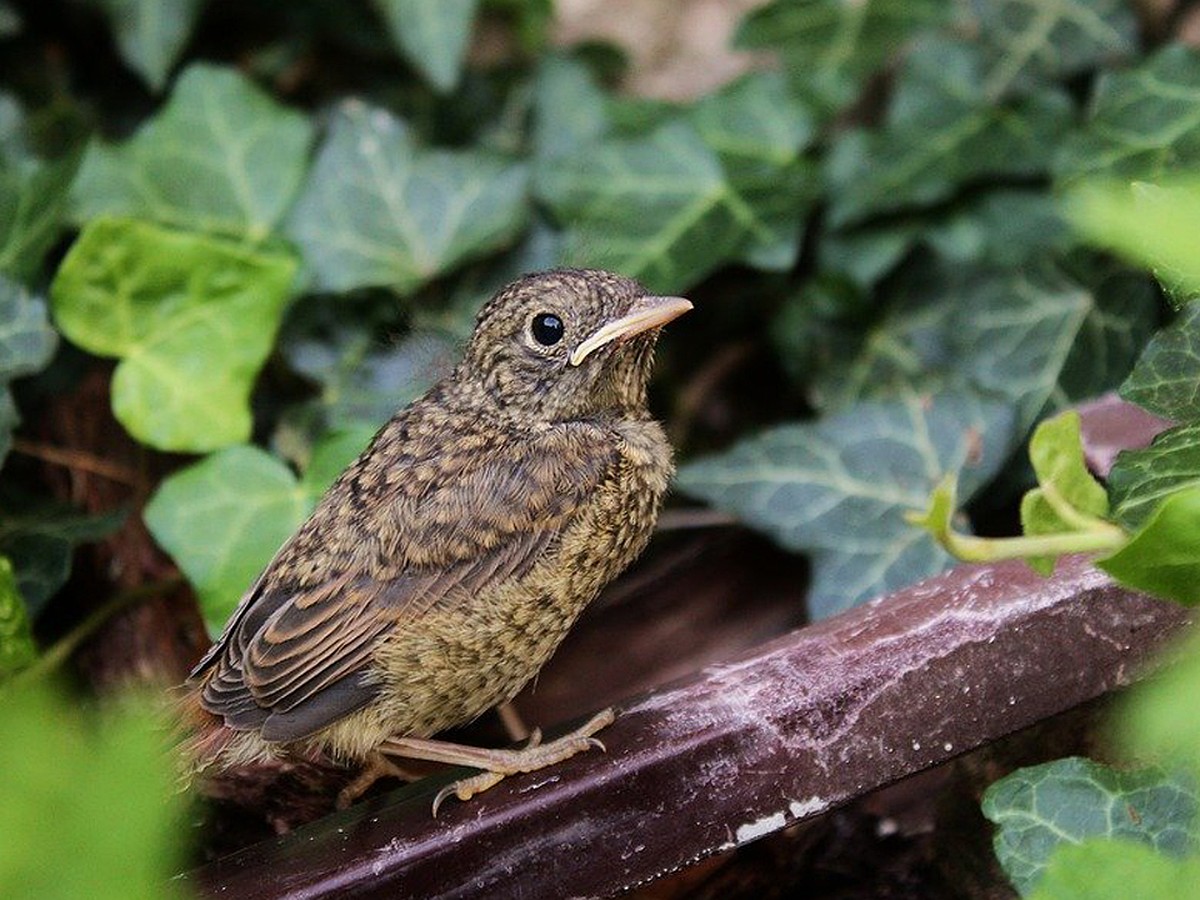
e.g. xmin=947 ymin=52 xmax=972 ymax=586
xmin=183 ymin=269 xmax=686 ymax=776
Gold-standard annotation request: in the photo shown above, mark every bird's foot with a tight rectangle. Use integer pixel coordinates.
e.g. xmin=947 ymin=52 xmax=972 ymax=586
xmin=336 ymin=753 xmax=423 ymax=810
xmin=379 ymin=707 xmax=616 ymax=816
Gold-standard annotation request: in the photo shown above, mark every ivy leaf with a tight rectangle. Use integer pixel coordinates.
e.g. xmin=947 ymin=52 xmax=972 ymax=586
xmin=532 ymin=54 xmax=610 ymax=163
xmin=687 ymin=71 xmax=818 ymax=271
xmin=287 ymin=100 xmax=529 ymax=295
xmin=0 ymin=96 xmax=80 ymax=283
xmin=1056 ymin=46 xmax=1200 ymax=183
xmin=72 ymin=64 xmax=313 ymax=240
xmin=982 ymin=757 xmax=1198 ymax=896
xmin=676 ymin=385 xmax=1015 ymax=616
xmin=1030 ymin=839 xmax=1200 ymax=900
xmin=734 ymin=0 xmax=949 ymax=116
xmin=0 ymin=3 xmax=19 ymax=37
xmin=92 ymin=0 xmax=206 ymax=92
xmin=0 ymin=277 xmax=57 ymax=464
xmin=1120 ymin=301 xmax=1200 ymax=422
xmin=1117 ymin=627 xmax=1200 ymax=774
xmin=968 ymin=0 xmax=1136 ymax=100
xmin=1109 ymin=423 xmax=1200 ymax=530
xmin=0 ymin=557 xmax=36 ymax=680
xmin=826 ymin=38 xmax=1072 ymax=227
xmin=144 ymin=445 xmax=313 ymax=633
xmin=535 ymin=120 xmax=750 ymax=293
xmin=1098 ymin=485 xmax=1200 ymax=605
xmin=0 ymin=684 xmax=187 ymax=898
xmin=370 ymin=0 xmax=479 ymax=93
xmin=50 ymin=217 xmax=297 ymax=452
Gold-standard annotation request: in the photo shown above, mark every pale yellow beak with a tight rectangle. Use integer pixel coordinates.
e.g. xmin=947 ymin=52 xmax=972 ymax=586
xmin=569 ymin=295 xmax=693 ymax=366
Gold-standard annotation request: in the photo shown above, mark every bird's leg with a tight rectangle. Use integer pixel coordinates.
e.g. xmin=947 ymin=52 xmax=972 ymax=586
xmin=336 ymin=753 xmax=424 ymax=810
xmin=379 ymin=707 xmax=615 ymax=816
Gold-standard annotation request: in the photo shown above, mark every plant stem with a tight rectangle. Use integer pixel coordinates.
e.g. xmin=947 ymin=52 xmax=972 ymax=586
xmin=941 ymin=528 xmax=1127 ymax=564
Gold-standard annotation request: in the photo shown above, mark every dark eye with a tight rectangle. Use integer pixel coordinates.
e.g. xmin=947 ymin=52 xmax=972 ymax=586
xmin=531 ymin=312 xmax=564 ymax=346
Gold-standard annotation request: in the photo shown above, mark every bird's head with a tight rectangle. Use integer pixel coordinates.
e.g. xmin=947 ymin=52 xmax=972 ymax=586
xmin=456 ymin=268 xmax=692 ymax=423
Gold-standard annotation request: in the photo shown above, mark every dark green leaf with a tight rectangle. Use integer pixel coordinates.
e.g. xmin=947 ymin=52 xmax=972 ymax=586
xmin=0 ymin=684 xmax=186 ymax=899
xmin=1120 ymin=301 xmax=1200 ymax=422
xmin=734 ymin=0 xmax=949 ymax=115
xmin=535 ymin=120 xmax=750 ymax=293
xmin=826 ymin=39 xmax=1072 ymax=227
xmin=371 ymin=0 xmax=480 ymax=93
xmin=1110 ymin=423 xmax=1200 ymax=530
xmin=144 ymin=445 xmax=313 ymax=633
xmin=1098 ymin=485 xmax=1200 ymax=604
xmin=0 ymin=3 xmax=19 ymax=37
xmin=50 ymin=217 xmax=297 ymax=452
xmin=93 ymin=0 xmax=206 ymax=92
xmin=1030 ymin=839 xmax=1200 ymax=900
xmin=287 ymin=101 xmax=529 ymax=294
xmin=72 ymin=64 xmax=313 ymax=239
xmin=0 ymin=557 xmax=36 ymax=679
xmin=531 ymin=54 xmax=610 ymax=162
xmin=984 ymin=757 xmax=1198 ymax=896
xmin=0 ymin=276 xmax=57 ymax=464
xmin=676 ymin=385 xmax=1015 ymax=616
xmin=1056 ymin=45 xmax=1200 ymax=183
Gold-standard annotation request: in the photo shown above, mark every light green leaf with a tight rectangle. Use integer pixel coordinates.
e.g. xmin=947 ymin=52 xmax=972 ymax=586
xmin=688 ymin=71 xmax=817 ymax=270
xmin=371 ymin=0 xmax=479 ymax=93
xmin=1109 ymin=424 xmax=1200 ymax=530
xmin=535 ymin=120 xmax=750 ymax=293
xmin=93 ymin=0 xmax=206 ymax=92
xmin=983 ymin=757 xmax=1198 ymax=896
xmin=50 ymin=217 xmax=297 ymax=452
xmin=532 ymin=54 xmax=610 ymax=163
xmin=1056 ymin=45 xmax=1200 ymax=183
xmin=0 ymin=276 xmax=57 ymax=464
xmin=734 ymin=0 xmax=949 ymax=115
xmin=1119 ymin=300 xmax=1200 ymax=422
xmin=287 ymin=100 xmax=529 ymax=294
xmin=826 ymin=38 xmax=1072 ymax=227
xmin=144 ymin=445 xmax=313 ymax=633
xmin=676 ymin=385 xmax=1015 ymax=616
xmin=968 ymin=0 xmax=1136 ymax=100
xmin=1117 ymin=627 xmax=1200 ymax=774
xmin=72 ymin=63 xmax=313 ymax=240
xmin=1098 ymin=485 xmax=1200 ymax=604
xmin=1030 ymin=839 xmax=1200 ymax=900
xmin=0 ymin=684 xmax=186 ymax=899
xmin=0 ymin=557 xmax=36 ymax=679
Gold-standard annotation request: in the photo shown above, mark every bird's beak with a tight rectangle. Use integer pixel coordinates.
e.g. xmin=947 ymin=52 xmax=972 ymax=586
xmin=569 ymin=295 xmax=693 ymax=366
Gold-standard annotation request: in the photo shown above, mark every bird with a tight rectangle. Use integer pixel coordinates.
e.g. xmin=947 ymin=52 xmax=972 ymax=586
xmin=179 ymin=268 xmax=691 ymax=813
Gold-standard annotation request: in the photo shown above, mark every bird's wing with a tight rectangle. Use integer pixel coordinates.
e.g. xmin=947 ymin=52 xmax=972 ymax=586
xmin=195 ymin=421 xmax=618 ymax=742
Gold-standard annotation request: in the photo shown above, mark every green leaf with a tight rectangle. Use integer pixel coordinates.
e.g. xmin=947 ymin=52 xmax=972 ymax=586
xmin=826 ymin=38 xmax=1073 ymax=227
xmin=968 ymin=0 xmax=1136 ymax=100
xmin=1117 ymin=627 xmax=1200 ymax=774
xmin=1056 ymin=45 xmax=1200 ymax=184
xmin=50 ymin=217 xmax=297 ymax=452
xmin=734 ymin=0 xmax=949 ymax=115
xmin=371 ymin=0 xmax=480 ymax=93
xmin=676 ymin=385 xmax=1015 ymax=616
xmin=0 ymin=3 xmax=20 ymax=37
xmin=983 ymin=756 xmax=1199 ymax=896
xmin=1030 ymin=839 xmax=1200 ymax=900
xmin=531 ymin=54 xmax=610 ymax=163
xmin=1119 ymin=301 xmax=1200 ymax=422
xmin=687 ymin=71 xmax=817 ymax=270
xmin=93 ymin=0 xmax=206 ymax=92
xmin=0 ymin=557 xmax=36 ymax=679
xmin=0 ymin=96 xmax=80 ymax=283
xmin=1068 ymin=178 xmax=1200 ymax=306
xmin=535 ymin=120 xmax=750 ymax=293
xmin=0 ymin=276 xmax=57 ymax=464
xmin=1109 ymin=424 xmax=1200 ymax=530
xmin=144 ymin=445 xmax=313 ymax=633
xmin=1098 ymin=485 xmax=1200 ymax=604
xmin=72 ymin=63 xmax=313 ymax=240
xmin=0 ymin=501 xmax=124 ymax=617
xmin=0 ymin=684 xmax=186 ymax=899
xmin=287 ymin=100 xmax=529 ymax=294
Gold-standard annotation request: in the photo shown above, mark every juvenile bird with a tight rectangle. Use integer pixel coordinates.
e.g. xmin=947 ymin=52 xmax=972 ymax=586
xmin=181 ymin=268 xmax=691 ymax=812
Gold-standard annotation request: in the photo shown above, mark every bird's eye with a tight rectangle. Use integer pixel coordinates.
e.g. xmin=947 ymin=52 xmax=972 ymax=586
xmin=531 ymin=312 xmax=565 ymax=346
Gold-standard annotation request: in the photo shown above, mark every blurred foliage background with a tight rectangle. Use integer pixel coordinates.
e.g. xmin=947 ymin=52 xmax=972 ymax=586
xmin=1 ymin=0 xmax=1199 ymax=896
